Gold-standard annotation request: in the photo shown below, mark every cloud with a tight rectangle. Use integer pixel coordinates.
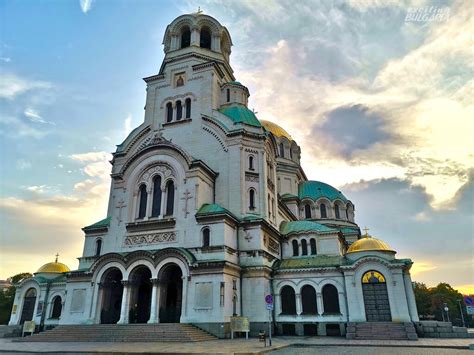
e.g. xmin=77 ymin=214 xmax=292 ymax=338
xmin=0 ymin=114 xmax=48 ymax=139
xmin=79 ymin=0 xmax=94 ymax=14
xmin=0 ymin=57 xmax=11 ymax=63
xmin=0 ymin=73 xmax=52 ymax=100
xmin=24 ymin=108 xmax=55 ymax=125
xmin=15 ymin=159 xmax=32 ymax=170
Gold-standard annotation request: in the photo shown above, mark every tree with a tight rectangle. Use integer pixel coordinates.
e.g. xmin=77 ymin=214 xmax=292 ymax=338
xmin=0 ymin=272 xmax=33 ymax=324
xmin=413 ymin=282 xmax=431 ymax=316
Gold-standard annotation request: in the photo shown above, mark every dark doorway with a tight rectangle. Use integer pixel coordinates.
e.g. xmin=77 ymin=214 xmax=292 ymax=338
xmin=159 ymin=264 xmax=183 ymax=323
xmin=100 ymin=268 xmax=123 ymax=324
xmin=304 ymin=324 xmax=318 ymax=336
xmin=50 ymin=296 xmax=62 ymax=319
xmin=20 ymin=288 xmax=37 ymax=325
xmin=362 ymin=271 xmax=391 ymax=321
xmin=322 ymin=284 xmax=340 ymax=314
xmin=129 ymin=266 xmax=152 ymax=323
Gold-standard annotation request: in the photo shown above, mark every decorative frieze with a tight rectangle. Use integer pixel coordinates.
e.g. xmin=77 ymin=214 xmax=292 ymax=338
xmin=124 ymin=232 xmax=177 ymax=246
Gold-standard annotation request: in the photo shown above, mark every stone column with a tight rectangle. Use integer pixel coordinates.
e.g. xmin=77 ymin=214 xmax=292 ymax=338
xmin=295 ymin=293 xmax=302 ymax=316
xmin=132 ymin=193 xmax=138 ymax=220
xmin=403 ymin=272 xmax=419 ymax=321
xmin=145 ymin=187 xmax=153 ymax=220
xmin=275 ymin=294 xmax=282 ymax=315
xmin=160 ymin=186 xmax=166 ymax=218
xmin=118 ymin=281 xmax=130 ymax=324
xmin=191 ymin=27 xmax=199 ymax=46
xmin=181 ymin=276 xmax=189 ymax=319
xmin=91 ymin=282 xmax=103 ymax=323
xmin=316 ymin=293 xmax=323 ymax=315
xmin=148 ymin=279 xmax=160 ymax=324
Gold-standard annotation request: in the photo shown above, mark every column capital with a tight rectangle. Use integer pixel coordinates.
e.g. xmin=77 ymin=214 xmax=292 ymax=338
xmin=150 ymin=278 xmax=161 ymax=286
xmin=121 ymin=280 xmax=130 ymax=286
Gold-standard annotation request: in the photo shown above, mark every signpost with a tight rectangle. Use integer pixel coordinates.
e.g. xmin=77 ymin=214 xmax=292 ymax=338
xmin=464 ymin=296 xmax=474 ymax=315
xmin=265 ymin=294 xmax=273 ymax=346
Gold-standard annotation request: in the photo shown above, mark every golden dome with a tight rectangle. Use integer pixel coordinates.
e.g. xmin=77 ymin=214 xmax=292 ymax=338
xmin=260 ymin=120 xmax=293 ymax=141
xmin=36 ymin=261 xmax=70 ymax=274
xmin=347 ymin=235 xmax=395 ymax=254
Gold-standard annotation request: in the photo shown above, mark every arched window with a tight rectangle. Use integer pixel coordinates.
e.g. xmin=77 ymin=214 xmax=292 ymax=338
xmin=95 ymin=239 xmax=102 ymax=256
xmin=138 ymin=184 xmax=147 ymax=219
xmin=165 ymin=180 xmax=174 ymax=216
xmin=249 ymin=155 xmax=254 ymax=170
xmin=200 ymin=28 xmax=212 ymax=49
xmin=304 ymin=204 xmax=311 ymax=219
xmin=301 ymin=239 xmax=308 ymax=255
xmin=281 ymin=286 xmax=296 ymax=314
xmin=181 ymin=27 xmax=191 ymax=48
xmin=301 ymin=285 xmax=317 ymax=314
xmin=320 ymin=203 xmax=327 ymax=218
xmin=185 ymin=98 xmax=191 ymax=118
xmin=249 ymin=189 xmax=256 ymax=210
xmin=335 ymin=204 xmax=340 ymax=219
xmin=226 ymin=88 xmax=230 ymax=102
xmin=310 ymin=238 xmax=317 ymax=255
xmin=166 ymin=102 xmax=173 ymax=123
xmin=151 ymin=176 xmax=162 ymax=217
xmin=279 ymin=143 xmax=285 ymax=157
xmin=292 ymin=240 xmax=299 ymax=256
xmin=176 ymin=100 xmax=183 ymax=120
xmin=202 ymin=227 xmax=210 ymax=247
xmin=322 ymin=284 xmax=340 ymax=314
xmin=51 ymin=296 xmax=62 ymax=319
xmin=268 ymin=194 xmax=271 ymax=218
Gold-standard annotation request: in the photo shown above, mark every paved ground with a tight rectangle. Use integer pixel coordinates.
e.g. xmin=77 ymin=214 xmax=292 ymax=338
xmin=0 ymin=336 xmax=472 ymax=354
xmin=270 ymin=346 xmax=472 ymax=354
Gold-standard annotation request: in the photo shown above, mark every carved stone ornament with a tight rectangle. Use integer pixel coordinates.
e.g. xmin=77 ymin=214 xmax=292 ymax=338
xmin=138 ymin=164 xmax=174 ymax=185
xmin=124 ymin=232 xmax=177 ymax=246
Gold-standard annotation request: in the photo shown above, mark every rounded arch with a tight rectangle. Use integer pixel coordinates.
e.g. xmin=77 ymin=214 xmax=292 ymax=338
xmin=199 ymin=26 xmax=212 ymax=49
xmin=95 ymin=238 xmax=103 ymax=257
xmin=50 ymin=295 xmax=63 ymax=319
xmin=98 ymin=267 xmax=124 ymax=324
xmin=248 ymin=187 xmax=257 ymax=210
xmin=126 ymin=259 xmax=155 ymax=280
xmin=179 ymin=25 xmax=191 ymax=48
xmin=301 ymin=284 xmax=317 ymax=314
xmin=280 ymin=285 xmax=296 ymax=315
xmin=19 ymin=285 xmax=38 ymax=324
xmin=91 ymin=257 xmax=127 ymax=283
xmin=156 ymin=256 xmax=190 ymax=279
xmin=201 ymin=226 xmax=210 ymax=247
xmin=322 ymin=283 xmax=340 ymax=314
xmin=316 ymin=198 xmax=331 ymax=218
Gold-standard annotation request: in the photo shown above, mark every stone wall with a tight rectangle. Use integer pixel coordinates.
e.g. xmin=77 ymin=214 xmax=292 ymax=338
xmin=416 ymin=321 xmax=470 ymax=338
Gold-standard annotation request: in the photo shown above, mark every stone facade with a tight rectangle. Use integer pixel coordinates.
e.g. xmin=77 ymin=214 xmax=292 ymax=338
xmin=9 ymin=12 xmax=419 ymax=338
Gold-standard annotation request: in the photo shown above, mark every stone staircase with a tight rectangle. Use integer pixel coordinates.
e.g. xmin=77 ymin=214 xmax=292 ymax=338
xmin=346 ymin=322 xmax=418 ymax=340
xmin=16 ymin=324 xmax=217 ymax=342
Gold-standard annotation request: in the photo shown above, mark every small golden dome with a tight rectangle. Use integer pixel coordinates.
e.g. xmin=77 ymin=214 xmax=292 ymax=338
xmin=36 ymin=262 xmax=70 ymax=274
xmin=260 ymin=120 xmax=293 ymax=141
xmin=347 ymin=235 xmax=395 ymax=254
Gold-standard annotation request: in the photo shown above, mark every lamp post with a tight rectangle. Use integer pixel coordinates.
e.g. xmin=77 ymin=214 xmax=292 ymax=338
xmin=458 ymin=300 xmax=466 ymax=328
xmin=443 ymin=303 xmax=450 ymax=322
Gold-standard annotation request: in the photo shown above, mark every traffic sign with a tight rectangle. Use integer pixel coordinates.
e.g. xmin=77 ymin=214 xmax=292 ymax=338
xmin=466 ymin=305 xmax=474 ymax=315
xmin=463 ymin=296 xmax=473 ymax=306
xmin=266 ymin=303 xmax=274 ymax=311
xmin=265 ymin=294 xmax=273 ymax=304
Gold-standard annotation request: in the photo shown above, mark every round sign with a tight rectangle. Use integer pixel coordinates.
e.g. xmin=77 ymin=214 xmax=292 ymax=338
xmin=464 ymin=296 xmax=473 ymax=305
xmin=265 ymin=294 xmax=273 ymax=304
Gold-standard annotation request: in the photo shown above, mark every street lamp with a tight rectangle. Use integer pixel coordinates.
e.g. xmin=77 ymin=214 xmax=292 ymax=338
xmin=458 ymin=300 xmax=466 ymax=328
xmin=443 ymin=303 xmax=450 ymax=322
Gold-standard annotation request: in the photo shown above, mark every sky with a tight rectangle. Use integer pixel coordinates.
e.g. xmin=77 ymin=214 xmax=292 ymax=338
xmin=0 ymin=0 xmax=472 ymax=294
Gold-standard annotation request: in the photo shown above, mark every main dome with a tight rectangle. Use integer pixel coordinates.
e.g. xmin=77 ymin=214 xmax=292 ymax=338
xmin=260 ymin=120 xmax=293 ymax=141
xmin=298 ymin=181 xmax=348 ymax=202
xmin=347 ymin=236 xmax=395 ymax=254
xmin=36 ymin=261 xmax=70 ymax=274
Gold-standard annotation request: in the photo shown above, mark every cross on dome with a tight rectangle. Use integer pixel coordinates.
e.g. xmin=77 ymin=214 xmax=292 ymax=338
xmin=55 ymin=253 xmax=60 ymax=263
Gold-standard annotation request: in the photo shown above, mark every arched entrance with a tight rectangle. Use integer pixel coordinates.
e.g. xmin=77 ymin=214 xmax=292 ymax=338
xmin=100 ymin=268 xmax=123 ymax=324
xmin=128 ymin=266 xmax=152 ymax=323
xmin=50 ymin=296 xmax=62 ymax=319
xmin=362 ymin=270 xmax=391 ymax=321
xmin=159 ymin=264 xmax=182 ymax=323
xmin=20 ymin=288 xmax=37 ymax=324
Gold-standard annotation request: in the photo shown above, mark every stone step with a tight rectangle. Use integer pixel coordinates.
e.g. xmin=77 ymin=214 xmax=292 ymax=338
xmin=347 ymin=322 xmax=418 ymax=341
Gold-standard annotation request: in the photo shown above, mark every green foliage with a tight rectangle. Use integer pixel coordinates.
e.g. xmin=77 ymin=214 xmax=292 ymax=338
xmin=0 ymin=272 xmax=33 ymax=325
xmin=413 ymin=281 xmax=471 ymax=327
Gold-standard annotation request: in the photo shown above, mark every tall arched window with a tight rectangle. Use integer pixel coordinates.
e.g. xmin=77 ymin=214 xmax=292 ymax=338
xmin=320 ymin=203 xmax=327 ymax=218
xmin=200 ymin=28 xmax=212 ymax=49
xmin=202 ymin=227 xmax=210 ymax=247
xmin=335 ymin=204 xmax=340 ymax=219
xmin=301 ymin=239 xmax=308 ymax=255
xmin=185 ymin=98 xmax=191 ymax=118
xmin=95 ymin=239 xmax=102 ymax=256
xmin=248 ymin=156 xmax=254 ymax=170
xmin=176 ymin=100 xmax=183 ymax=120
xmin=301 ymin=285 xmax=317 ymax=314
xmin=310 ymin=238 xmax=317 ymax=255
xmin=51 ymin=296 xmax=62 ymax=319
xmin=181 ymin=27 xmax=191 ymax=48
xmin=304 ymin=204 xmax=311 ymax=219
xmin=281 ymin=286 xmax=296 ymax=314
xmin=279 ymin=143 xmax=285 ymax=157
xmin=138 ymin=184 xmax=147 ymax=219
xmin=151 ymin=176 xmax=162 ymax=217
xmin=166 ymin=102 xmax=173 ymax=123
xmin=268 ymin=194 xmax=271 ymax=218
xmin=165 ymin=180 xmax=174 ymax=216
xmin=322 ymin=284 xmax=340 ymax=314
xmin=292 ymin=240 xmax=299 ymax=256
xmin=290 ymin=148 xmax=293 ymax=159
xmin=226 ymin=88 xmax=230 ymax=102
xmin=249 ymin=189 xmax=256 ymax=210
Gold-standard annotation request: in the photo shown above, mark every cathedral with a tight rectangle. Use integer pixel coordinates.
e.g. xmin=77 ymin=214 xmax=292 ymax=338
xmin=8 ymin=12 xmax=419 ymax=338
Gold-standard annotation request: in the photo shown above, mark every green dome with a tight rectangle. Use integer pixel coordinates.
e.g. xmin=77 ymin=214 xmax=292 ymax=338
xmin=299 ymin=181 xmax=348 ymax=202
xmin=219 ymin=105 xmax=262 ymax=127
xmin=280 ymin=220 xmax=337 ymax=235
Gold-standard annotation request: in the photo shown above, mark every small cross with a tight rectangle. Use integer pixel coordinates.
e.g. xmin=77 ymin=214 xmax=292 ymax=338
xmin=55 ymin=253 xmax=59 ymax=263
xmin=197 ymin=6 xmax=203 ymax=14
xmin=252 ymin=108 xmax=258 ymax=115
xmin=244 ymin=231 xmax=252 ymax=242
xmin=363 ymin=227 xmax=369 ymax=236
xmin=116 ymin=199 xmax=126 ymax=225
xmin=181 ymin=189 xmax=193 ymax=218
